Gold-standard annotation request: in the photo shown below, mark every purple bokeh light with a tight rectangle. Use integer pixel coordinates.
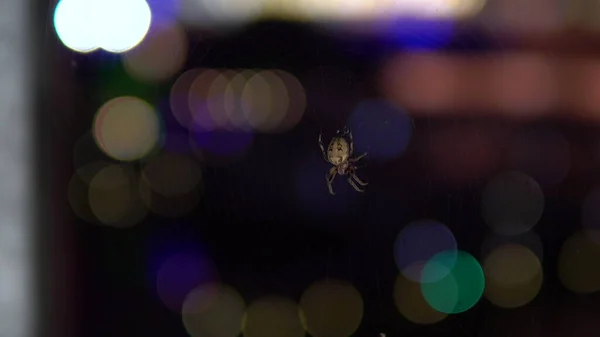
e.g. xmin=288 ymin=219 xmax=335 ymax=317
xmin=394 ymin=219 xmax=457 ymax=283
xmin=191 ymin=129 xmax=254 ymax=157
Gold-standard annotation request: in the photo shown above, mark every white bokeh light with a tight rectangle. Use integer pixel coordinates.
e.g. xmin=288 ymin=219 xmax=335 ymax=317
xmin=93 ymin=0 xmax=152 ymax=53
xmin=53 ymin=0 xmax=98 ymax=53
xmin=53 ymin=0 xmax=152 ymax=54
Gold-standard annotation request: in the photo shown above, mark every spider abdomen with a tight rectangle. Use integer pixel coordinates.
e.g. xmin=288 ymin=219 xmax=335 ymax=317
xmin=327 ymin=137 xmax=350 ymax=165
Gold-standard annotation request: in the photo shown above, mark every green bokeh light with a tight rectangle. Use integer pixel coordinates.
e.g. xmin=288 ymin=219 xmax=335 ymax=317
xmin=421 ymin=250 xmax=485 ymax=314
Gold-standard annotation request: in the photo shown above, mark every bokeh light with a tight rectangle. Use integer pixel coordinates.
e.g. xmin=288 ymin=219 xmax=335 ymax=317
xmin=299 ymin=279 xmax=363 ymax=337
xmin=241 ymin=70 xmax=290 ymax=133
xmin=481 ymin=231 xmax=544 ymax=264
xmin=346 ymin=100 xmax=412 ymax=162
xmin=384 ymin=18 xmax=454 ymax=50
xmin=482 ymin=171 xmax=544 ymax=236
xmin=421 ymin=250 xmax=485 ymax=314
xmin=68 ymin=167 xmax=103 ymax=225
xmin=73 ymin=133 xmax=117 ymax=180
xmin=558 ymin=230 xmax=600 ymax=294
xmin=393 ymin=270 xmax=447 ymax=324
xmin=93 ymin=96 xmax=162 ymax=161
xmin=87 ymin=164 xmax=148 ymax=228
xmin=138 ymin=174 xmax=202 ymax=218
xmin=141 ymin=152 xmax=202 ymax=197
xmin=483 ymin=243 xmax=543 ymax=308
xmin=393 ymin=219 xmax=457 ymax=283
xmin=424 ymin=123 xmax=500 ymax=186
xmin=183 ymin=68 xmax=306 ymax=133
xmin=581 ymin=186 xmax=600 ymax=244
xmin=122 ymin=21 xmax=188 ymax=83
xmin=242 ymin=296 xmax=304 ymax=337
xmin=182 ymin=283 xmax=246 ymax=337
xmin=171 ymin=68 xmax=205 ymax=130
xmin=53 ymin=0 xmax=98 ymax=53
xmin=191 ymin=129 xmax=254 ymax=160
xmin=53 ymin=0 xmax=152 ymax=53
xmin=155 ymin=251 xmax=218 ymax=312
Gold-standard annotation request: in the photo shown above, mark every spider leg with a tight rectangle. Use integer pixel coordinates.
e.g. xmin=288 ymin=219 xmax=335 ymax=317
xmin=348 ymin=176 xmax=364 ymax=192
xmin=326 ymin=167 xmax=337 ymax=195
xmin=318 ymin=130 xmax=328 ymax=161
xmin=348 ymin=129 xmax=354 ymax=155
xmin=349 ymin=152 xmax=367 ymax=162
xmin=351 ymin=172 xmax=368 ymax=186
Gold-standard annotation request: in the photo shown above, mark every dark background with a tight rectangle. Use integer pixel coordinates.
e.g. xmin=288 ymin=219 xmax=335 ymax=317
xmin=38 ymin=7 xmax=600 ymax=337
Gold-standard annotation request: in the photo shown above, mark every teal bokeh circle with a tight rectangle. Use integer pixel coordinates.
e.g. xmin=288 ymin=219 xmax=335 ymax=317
xmin=421 ymin=250 xmax=485 ymax=314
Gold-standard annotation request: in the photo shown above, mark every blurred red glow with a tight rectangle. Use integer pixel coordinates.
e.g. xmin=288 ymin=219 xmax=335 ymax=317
xmin=379 ymin=52 xmax=600 ymax=122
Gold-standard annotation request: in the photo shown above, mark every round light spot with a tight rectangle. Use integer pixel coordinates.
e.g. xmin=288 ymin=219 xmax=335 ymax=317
xmin=273 ymin=70 xmax=306 ymax=132
xmin=182 ymin=284 xmax=246 ymax=337
xmin=241 ymin=70 xmax=290 ymax=133
xmin=299 ymin=279 xmax=363 ymax=337
xmin=87 ymin=164 xmax=147 ymax=227
xmin=138 ymin=174 xmax=202 ymax=218
xmin=122 ymin=21 xmax=188 ymax=82
xmin=581 ymin=186 xmax=600 ymax=244
xmin=224 ymin=70 xmax=254 ymax=131
xmin=483 ymin=244 xmax=543 ymax=308
xmin=482 ymin=171 xmax=544 ymax=236
xmin=243 ymin=296 xmax=304 ymax=337
xmin=141 ymin=152 xmax=202 ymax=197
xmin=393 ymin=219 xmax=457 ymax=283
xmin=421 ymin=250 xmax=485 ymax=314
xmin=93 ymin=0 xmax=152 ymax=53
xmin=558 ymin=231 xmax=600 ymax=294
xmin=156 ymin=252 xmax=218 ymax=312
xmin=93 ymin=96 xmax=161 ymax=161
xmin=53 ymin=0 xmax=98 ymax=53
xmin=393 ymin=271 xmax=447 ymax=324
xmin=188 ymin=69 xmax=222 ymax=131
xmin=481 ymin=231 xmax=544 ymax=264
xmin=171 ymin=68 xmax=204 ymax=130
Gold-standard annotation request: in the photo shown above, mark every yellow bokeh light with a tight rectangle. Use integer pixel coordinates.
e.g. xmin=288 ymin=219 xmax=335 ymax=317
xmin=141 ymin=152 xmax=202 ymax=197
xmin=182 ymin=283 xmax=246 ymax=337
xmin=207 ymin=70 xmax=236 ymax=129
xmin=483 ymin=244 xmax=543 ymax=308
xmin=299 ymin=279 xmax=363 ymax=337
xmin=393 ymin=272 xmax=447 ymax=324
xmin=558 ymin=230 xmax=600 ymax=294
xmin=242 ymin=295 xmax=305 ymax=337
xmin=93 ymin=96 xmax=161 ymax=161
xmin=188 ymin=69 xmax=222 ymax=131
xmin=122 ymin=21 xmax=188 ymax=83
xmin=87 ymin=164 xmax=147 ymax=227
xmin=171 ymin=68 xmax=205 ymax=130
xmin=241 ymin=70 xmax=290 ymax=132
xmin=481 ymin=171 xmax=544 ymax=236
xmin=274 ymin=70 xmax=306 ymax=132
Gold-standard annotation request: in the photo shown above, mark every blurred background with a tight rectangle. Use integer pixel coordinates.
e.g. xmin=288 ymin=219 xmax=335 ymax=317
xmin=30 ymin=0 xmax=600 ymax=336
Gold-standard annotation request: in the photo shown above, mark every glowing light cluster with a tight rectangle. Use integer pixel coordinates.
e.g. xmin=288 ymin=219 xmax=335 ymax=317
xmin=261 ymin=0 xmax=485 ymax=21
xmin=122 ymin=21 xmax=188 ymax=83
xmin=170 ymin=68 xmax=306 ymax=133
xmin=393 ymin=219 xmax=484 ymax=320
xmin=53 ymin=0 xmax=152 ymax=53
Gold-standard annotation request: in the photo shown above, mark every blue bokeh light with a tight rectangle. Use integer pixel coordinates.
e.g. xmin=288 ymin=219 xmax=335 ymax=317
xmin=347 ymin=100 xmax=412 ymax=162
xmin=384 ymin=18 xmax=454 ymax=50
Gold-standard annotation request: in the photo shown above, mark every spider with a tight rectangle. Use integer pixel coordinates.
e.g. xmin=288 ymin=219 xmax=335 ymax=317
xmin=319 ymin=126 xmax=368 ymax=195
